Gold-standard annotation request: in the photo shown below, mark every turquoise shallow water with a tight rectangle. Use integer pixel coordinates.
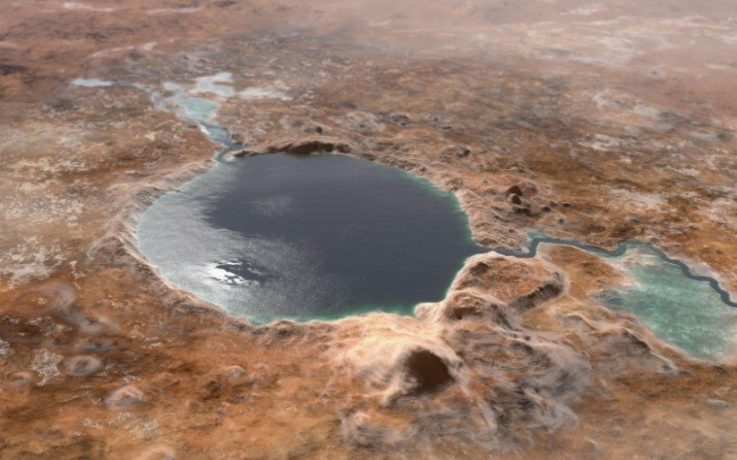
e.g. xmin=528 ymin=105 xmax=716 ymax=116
xmin=509 ymin=236 xmax=737 ymax=362
xmin=596 ymin=247 xmax=737 ymax=362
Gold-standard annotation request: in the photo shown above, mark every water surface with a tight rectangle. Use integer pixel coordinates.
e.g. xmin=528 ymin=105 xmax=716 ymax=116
xmin=597 ymin=247 xmax=737 ymax=361
xmin=138 ymin=153 xmax=484 ymax=323
xmin=501 ymin=236 xmax=737 ymax=362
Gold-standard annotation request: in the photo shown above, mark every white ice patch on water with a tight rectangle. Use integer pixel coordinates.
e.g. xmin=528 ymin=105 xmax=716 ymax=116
xmin=72 ymin=78 xmax=114 ymax=88
xmin=137 ymin=165 xmax=330 ymax=321
xmin=205 ymin=262 xmax=248 ymax=286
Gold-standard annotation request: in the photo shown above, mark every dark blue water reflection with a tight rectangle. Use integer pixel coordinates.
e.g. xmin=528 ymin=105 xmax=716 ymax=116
xmin=138 ymin=153 xmax=485 ymax=323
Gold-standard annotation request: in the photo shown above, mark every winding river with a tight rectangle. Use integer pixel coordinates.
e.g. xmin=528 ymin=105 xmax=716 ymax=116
xmin=495 ymin=235 xmax=737 ymax=308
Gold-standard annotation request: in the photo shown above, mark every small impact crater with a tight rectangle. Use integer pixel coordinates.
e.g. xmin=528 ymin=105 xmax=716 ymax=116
xmin=404 ymin=349 xmax=454 ymax=395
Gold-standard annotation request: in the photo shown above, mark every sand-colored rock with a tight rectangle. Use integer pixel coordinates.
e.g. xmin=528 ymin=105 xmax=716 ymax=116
xmin=1 ymin=0 xmax=737 ymax=458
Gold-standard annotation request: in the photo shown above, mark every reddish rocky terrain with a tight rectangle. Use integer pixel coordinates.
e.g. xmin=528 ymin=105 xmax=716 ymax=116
xmin=1 ymin=1 xmax=737 ymax=458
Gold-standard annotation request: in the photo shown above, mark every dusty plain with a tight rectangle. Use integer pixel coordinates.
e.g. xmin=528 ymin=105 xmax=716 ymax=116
xmin=2 ymin=0 xmax=737 ymax=458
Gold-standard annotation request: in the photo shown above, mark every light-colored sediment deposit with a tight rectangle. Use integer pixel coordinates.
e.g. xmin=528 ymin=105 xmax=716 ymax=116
xmin=2 ymin=0 xmax=737 ymax=458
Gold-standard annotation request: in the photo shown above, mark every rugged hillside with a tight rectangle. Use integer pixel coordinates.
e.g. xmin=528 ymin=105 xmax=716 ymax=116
xmin=1 ymin=1 xmax=737 ymax=458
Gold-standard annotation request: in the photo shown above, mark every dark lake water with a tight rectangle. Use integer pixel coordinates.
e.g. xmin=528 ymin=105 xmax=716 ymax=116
xmin=138 ymin=153 xmax=485 ymax=323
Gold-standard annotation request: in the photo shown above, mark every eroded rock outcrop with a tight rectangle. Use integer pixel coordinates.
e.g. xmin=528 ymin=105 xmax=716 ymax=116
xmin=344 ymin=334 xmax=464 ymax=405
xmin=337 ymin=249 xmax=683 ymax=452
xmin=235 ymin=137 xmax=353 ymax=157
xmin=4 ymin=2 xmax=737 ymax=457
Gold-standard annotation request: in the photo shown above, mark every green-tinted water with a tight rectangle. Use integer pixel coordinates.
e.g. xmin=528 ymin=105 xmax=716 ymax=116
xmin=510 ymin=235 xmax=737 ymax=362
xmin=597 ymin=247 xmax=737 ymax=361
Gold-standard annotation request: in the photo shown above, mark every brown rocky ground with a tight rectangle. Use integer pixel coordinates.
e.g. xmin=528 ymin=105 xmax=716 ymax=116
xmin=1 ymin=0 xmax=737 ymax=458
